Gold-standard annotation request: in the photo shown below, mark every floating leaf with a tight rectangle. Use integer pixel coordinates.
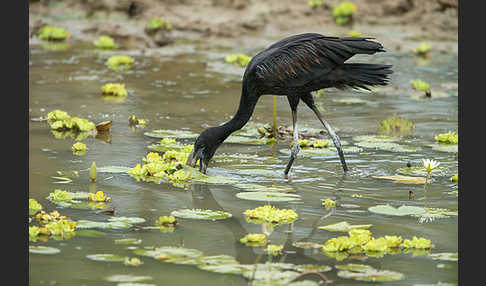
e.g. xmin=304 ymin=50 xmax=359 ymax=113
xmin=170 ymin=209 xmax=232 ymax=220
xmin=352 ymin=135 xmax=399 ymax=142
xmin=337 ymin=269 xmax=404 ymax=282
xmin=279 ymin=145 xmax=362 ymax=157
xmin=244 ymin=205 xmax=298 ymax=225
xmin=198 ymin=264 xmax=246 ymax=275
xmin=197 ymin=255 xmax=239 ymax=266
xmin=236 ymin=192 xmax=301 ymax=202
xmin=86 ymin=254 xmax=127 ymax=262
xmin=355 ymin=141 xmax=420 ymax=152
xmin=115 ymin=238 xmax=142 ymax=245
xmin=429 ymin=252 xmax=458 ymax=261
xmin=335 ymin=264 xmax=375 ymax=272
xmin=397 ymin=166 xmax=446 ymax=177
xmin=108 ymin=217 xmax=146 ymax=224
xmin=105 ymin=55 xmax=135 ymax=71
xmin=134 ymin=246 xmax=203 ymax=260
xmin=29 ymin=246 xmax=61 ymax=255
xmin=371 ymin=175 xmax=426 ymax=184
xmin=318 ymin=221 xmax=372 ymax=232
xmin=235 ymin=183 xmax=295 ymax=193
xmin=368 ymin=205 xmax=426 ymax=216
xmin=429 ymin=143 xmax=458 ymax=153
xmin=295 ymin=264 xmax=332 ymax=273
xmin=93 ymin=35 xmax=116 ymax=49
xmin=104 ymin=274 xmax=153 ymax=282
xmin=332 ymin=98 xmax=372 ymax=105
xmin=76 ymin=220 xmax=133 ymax=230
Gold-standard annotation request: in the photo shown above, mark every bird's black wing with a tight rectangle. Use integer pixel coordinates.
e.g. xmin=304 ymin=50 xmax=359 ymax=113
xmin=248 ymin=34 xmax=385 ymax=88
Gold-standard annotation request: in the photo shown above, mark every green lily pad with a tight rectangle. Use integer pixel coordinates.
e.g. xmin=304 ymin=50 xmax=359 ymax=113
xmin=412 ymin=208 xmax=458 ymax=223
xmin=242 ymin=269 xmax=300 ymax=283
xmin=115 ymin=238 xmax=142 ymax=245
xmin=371 ymin=175 xmax=427 ymax=184
xmin=104 ymin=274 xmax=153 ymax=282
xmin=191 ymin=174 xmax=238 ymax=184
xmin=236 ymin=192 xmax=301 ymax=202
xmin=295 ymin=264 xmax=332 ymax=272
xmin=86 ymin=254 xmax=127 ymax=262
xmin=198 ymin=264 xmax=246 ymax=275
xmin=197 ymin=255 xmax=239 ymax=266
xmin=144 ymin=129 xmax=198 ymax=139
xmin=429 ymin=143 xmax=458 ymax=153
xmin=368 ymin=205 xmax=426 ymax=216
xmin=29 ymin=246 xmax=61 ymax=255
xmin=335 ymin=264 xmax=375 ymax=272
xmin=318 ymin=221 xmax=372 ymax=232
xmin=134 ymin=246 xmax=203 ymax=260
xmin=170 ymin=209 xmax=232 ymax=220
xmin=337 ymin=269 xmax=404 ymax=282
xmin=75 ymin=229 xmax=107 ymax=238
xmin=355 ymin=141 xmax=420 ymax=152
xmin=76 ymin=220 xmax=133 ymax=230
xmin=117 ymin=283 xmax=156 ymax=286
xmin=429 ymin=252 xmax=458 ymax=261
xmin=108 ymin=217 xmax=146 ymax=224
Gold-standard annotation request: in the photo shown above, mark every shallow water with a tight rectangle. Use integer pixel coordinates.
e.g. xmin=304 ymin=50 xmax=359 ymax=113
xmin=29 ymin=39 xmax=458 ymax=285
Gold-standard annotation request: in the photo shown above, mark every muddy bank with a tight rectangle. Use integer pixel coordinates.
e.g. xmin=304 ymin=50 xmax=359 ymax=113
xmin=29 ymin=0 xmax=458 ymax=53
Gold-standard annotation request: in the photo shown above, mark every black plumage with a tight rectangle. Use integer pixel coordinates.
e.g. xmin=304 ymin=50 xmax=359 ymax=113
xmin=186 ymin=33 xmax=393 ymax=175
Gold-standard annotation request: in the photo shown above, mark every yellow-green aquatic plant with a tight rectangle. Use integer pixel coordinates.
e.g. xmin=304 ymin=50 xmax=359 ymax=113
xmin=47 ymin=110 xmax=95 ymax=132
xmin=450 ymin=173 xmax=458 ymax=183
xmin=90 ymin=162 xmax=97 ymax=182
xmin=411 ymin=79 xmax=430 ymax=92
xmin=93 ymin=35 xmax=117 ymax=49
xmin=378 ymin=115 xmax=416 ymax=136
xmin=347 ymin=30 xmax=362 ymax=37
xmin=413 ymin=43 xmax=431 ymax=57
xmin=155 ymin=216 xmax=177 ymax=227
xmin=400 ymin=236 xmax=433 ymax=249
xmin=240 ymin=233 xmax=267 ymax=246
xmin=244 ymin=204 xmax=298 ymax=225
xmin=308 ymin=0 xmax=323 ymax=8
xmin=435 ymin=131 xmax=458 ymax=144
xmin=105 ymin=55 xmax=135 ymax=70
xmin=88 ymin=191 xmax=111 ymax=202
xmin=29 ymin=198 xmax=43 ymax=216
xmin=146 ymin=18 xmax=172 ymax=31
xmin=124 ymin=257 xmax=143 ymax=266
xmin=322 ymin=198 xmax=336 ymax=210
xmin=266 ymin=244 xmax=283 ymax=256
xmin=38 ymin=25 xmax=71 ymax=41
xmin=101 ymin=83 xmax=128 ymax=97
xmin=333 ymin=2 xmax=357 ymax=25
xmin=49 ymin=189 xmax=74 ymax=203
xmin=71 ymin=142 xmax=86 ymax=153
xmin=225 ymin=53 xmax=252 ymax=67
xmin=128 ymin=115 xmax=146 ymax=127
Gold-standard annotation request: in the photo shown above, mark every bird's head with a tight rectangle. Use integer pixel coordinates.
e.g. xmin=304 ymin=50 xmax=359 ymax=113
xmin=185 ymin=127 xmax=224 ymax=174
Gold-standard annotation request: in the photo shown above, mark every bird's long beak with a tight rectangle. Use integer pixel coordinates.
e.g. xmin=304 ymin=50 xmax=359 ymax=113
xmin=186 ymin=148 xmax=203 ymax=168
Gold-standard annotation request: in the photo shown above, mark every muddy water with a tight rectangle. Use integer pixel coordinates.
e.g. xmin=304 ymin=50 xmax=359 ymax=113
xmin=29 ymin=39 xmax=458 ymax=285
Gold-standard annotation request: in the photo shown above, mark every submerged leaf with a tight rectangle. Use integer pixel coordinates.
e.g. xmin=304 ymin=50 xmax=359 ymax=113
xmin=29 ymin=246 xmax=61 ymax=255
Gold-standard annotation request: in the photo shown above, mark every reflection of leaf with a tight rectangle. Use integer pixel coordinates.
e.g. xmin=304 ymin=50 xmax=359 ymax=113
xmin=368 ymin=205 xmax=426 ymax=216
xmin=318 ymin=221 xmax=372 ymax=232
xmin=337 ymin=269 xmax=404 ymax=282
xmin=429 ymin=252 xmax=458 ymax=261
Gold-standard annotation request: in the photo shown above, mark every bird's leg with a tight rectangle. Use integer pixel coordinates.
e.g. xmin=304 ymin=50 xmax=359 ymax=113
xmin=301 ymin=93 xmax=348 ymax=172
xmin=284 ymin=97 xmax=300 ymax=177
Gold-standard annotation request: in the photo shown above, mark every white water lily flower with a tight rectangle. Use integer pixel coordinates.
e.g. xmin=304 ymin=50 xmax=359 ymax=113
xmin=422 ymin=159 xmax=440 ymax=173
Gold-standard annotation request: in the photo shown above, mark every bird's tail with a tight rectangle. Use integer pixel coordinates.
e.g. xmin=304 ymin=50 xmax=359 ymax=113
xmin=340 ymin=63 xmax=393 ymax=90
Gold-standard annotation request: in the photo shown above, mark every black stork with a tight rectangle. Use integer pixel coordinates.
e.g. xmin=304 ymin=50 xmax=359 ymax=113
xmin=186 ymin=33 xmax=393 ymax=176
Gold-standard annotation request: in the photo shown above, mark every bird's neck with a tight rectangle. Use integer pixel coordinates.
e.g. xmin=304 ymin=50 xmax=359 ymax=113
xmin=217 ymin=85 xmax=259 ymax=140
